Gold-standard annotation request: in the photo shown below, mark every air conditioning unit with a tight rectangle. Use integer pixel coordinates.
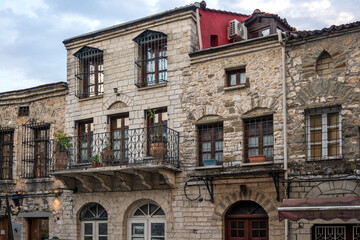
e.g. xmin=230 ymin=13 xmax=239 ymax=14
xmin=227 ymin=19 xmax=247 ymax=41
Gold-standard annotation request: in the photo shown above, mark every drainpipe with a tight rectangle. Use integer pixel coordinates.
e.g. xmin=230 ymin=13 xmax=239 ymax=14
xmin=278 ymin=30 xmax=288 ymax=240
xmin=196 ymin=8 xmax=203 ymax=50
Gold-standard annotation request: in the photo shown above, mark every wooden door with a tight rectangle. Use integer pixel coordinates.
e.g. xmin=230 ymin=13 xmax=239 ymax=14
xmin=28 ymin=218 xmax=49 ymax=240
xmin=0 ymin=217 xmax=8 ymax=240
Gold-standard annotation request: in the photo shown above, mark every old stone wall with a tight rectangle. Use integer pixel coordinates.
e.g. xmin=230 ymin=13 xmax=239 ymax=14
xmin=0 ymin=82 xmax=68 ymax=238
xmin=286 ymin=30 xmax=360 ymax=175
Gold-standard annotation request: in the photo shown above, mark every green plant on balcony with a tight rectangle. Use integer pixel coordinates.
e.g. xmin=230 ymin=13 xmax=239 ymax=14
xmin=101 ymin=139 xmax=114 ymax=165
xmin=90 ymin=154 xmax=100 ymax=168
xmin=53 ymin=130 xmax=72 ymax=170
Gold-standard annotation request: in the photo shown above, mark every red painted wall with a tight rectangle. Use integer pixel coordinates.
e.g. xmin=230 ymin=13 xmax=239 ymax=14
xmin=199 ymin=9 xmax=248 ymax=49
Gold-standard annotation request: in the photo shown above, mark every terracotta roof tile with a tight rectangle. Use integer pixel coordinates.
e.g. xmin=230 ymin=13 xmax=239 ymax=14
xmin=288 ymin=21 xmax=360 ymax=39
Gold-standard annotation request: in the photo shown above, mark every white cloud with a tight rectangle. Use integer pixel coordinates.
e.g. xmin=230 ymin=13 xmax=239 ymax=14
xmin=0 ymin=18 xmax=19 ymax=45
xmin=0 ymin=0 xmax=48 ymax=18
xmin=57 ymin=14 xmax=101 ymax=31
xmin=0 ymin=67 xmax=45 ymax=92
xmin=333 ymin=12 xmax=355 ymax=25
xmin=236 ymin=0 xmax=292 ymax=14
xmin=302 ymin=0 xmax=331 ymax=12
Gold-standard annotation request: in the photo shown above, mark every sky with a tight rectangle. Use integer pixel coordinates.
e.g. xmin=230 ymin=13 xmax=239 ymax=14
xmin=0 ymin=0 xmax=359 ymax=93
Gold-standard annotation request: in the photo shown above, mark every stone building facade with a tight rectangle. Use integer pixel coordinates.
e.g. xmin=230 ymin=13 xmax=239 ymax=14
xmin=281 ymin=23 xmax=360 ymax=240
xmin=0 ymin=82 xmax=68 ymax=239
xmin=1 ymin=2 xmax=360 ymax=240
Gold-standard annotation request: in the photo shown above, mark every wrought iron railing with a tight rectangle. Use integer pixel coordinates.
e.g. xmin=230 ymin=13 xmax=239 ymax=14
xmin=49 ymin=126 xmax=179 ymax=171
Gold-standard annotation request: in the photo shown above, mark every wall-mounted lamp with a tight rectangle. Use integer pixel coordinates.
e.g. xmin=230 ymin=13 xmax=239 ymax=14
xmin=113 ymin=88 xmax=120 ymax=96
xmin=54 ymin=189 xmax=62 ymax=198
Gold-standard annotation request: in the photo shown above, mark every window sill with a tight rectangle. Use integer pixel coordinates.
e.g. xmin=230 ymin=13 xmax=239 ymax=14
xmin=24 ymin=177 xmax=52 ymax=183
xmin=242 ymin=161 xmax=274 ymax=167
xmin=194 ymin=165 xmax=223 ymax=170
xmin=306 ymin=156 xmax=343 ymax=162
xmin=224 ymin=84 xmax=246 ymax=92
xmin=0 ymin=179 xmax=15 ymax=184
xmin=78 ymin=94 xmax=103 ymax=102
xmin=137 ymin=83 xmax=167 ymax=91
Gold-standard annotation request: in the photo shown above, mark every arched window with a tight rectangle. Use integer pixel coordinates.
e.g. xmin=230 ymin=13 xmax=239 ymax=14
xmin=316 ymin=51 xmax=333 ymax=76
xmin=80 ymin=203 xmax=108 ymax=240
xmin=225 ymin=201 xmax=268 ymax=240
xmin=128 ymin=202 xmax=166 ymax=240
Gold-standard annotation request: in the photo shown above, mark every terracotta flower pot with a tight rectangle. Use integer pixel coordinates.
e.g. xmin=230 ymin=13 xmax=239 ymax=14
xmin=249 ymin=155 xmax=266 ymax=163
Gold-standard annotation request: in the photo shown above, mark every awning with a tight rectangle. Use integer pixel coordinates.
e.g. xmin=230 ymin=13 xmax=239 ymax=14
xmin=278 ymin=196 xmax=360 ymax=221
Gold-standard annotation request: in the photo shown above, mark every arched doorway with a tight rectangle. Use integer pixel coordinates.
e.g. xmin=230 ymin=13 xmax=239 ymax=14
xmin=225 ymin=201 xmax=268 ymax=240
xmin=128 ymin=201 xmax=166 ymax=240
xmin=79 ymin=203 xmax=108 ymax=240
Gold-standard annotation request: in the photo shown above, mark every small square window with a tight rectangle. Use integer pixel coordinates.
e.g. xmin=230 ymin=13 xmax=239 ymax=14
xmin=226 ymin=68 xmax=246 ymax=87
xmin=18 ymin=106 xmax=29 ymax=117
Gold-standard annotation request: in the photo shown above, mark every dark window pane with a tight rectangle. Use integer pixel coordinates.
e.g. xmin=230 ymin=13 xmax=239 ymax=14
xmin=140 ymin=204 xmax=149 ymax=215
xmin=154 ymin=208 xmax=165 ymax=216
xmin=231 ymin=221 xmax=237 ymax=229
xmin=260 ymin=230 xmax=266 ymax=237
xmin=238 ymin=230 xmax=244 ymax=237
xmin=151 ymin=223 xmax=165 ymax=236
xmin=150 ymin=204 xmax=158 ymax=215
xmin=132 ymin=223 xmax=145 ymax=235
xmin=99 ymin=223 xmax=107 ymax=235
xmin=253 ymin=230 xmax=259 ymax=237
xmin=84 ymin=223 xmax=93 ymax=235
xmin=231 ymin=230 xmax=237 ymax=237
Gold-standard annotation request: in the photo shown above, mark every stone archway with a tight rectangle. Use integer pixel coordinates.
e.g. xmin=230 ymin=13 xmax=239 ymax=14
xmin=305 ymin=180 xmax=360 ymax=198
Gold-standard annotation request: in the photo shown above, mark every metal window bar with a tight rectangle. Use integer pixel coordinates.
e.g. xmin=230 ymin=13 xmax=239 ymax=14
xmin=49 ymin=126 xmax=179 ymax=171
xmin=354 ymin=226 xmax=360 ymax=240
xmin=244 ymin=116 xmax=274 ymax=162
xmin=315 ymin=226 xmax=346 ymax=240
xmin=0 ymin=127 xmax=14 ymax=180
xmin=74 ymin=48 xmax=104 ymax=99
xmin=22 ymin=121 xmax=50 ymax=178
xmin=197 ymin=123 xmax=223 ymax=166
xmin=18 ymin=106 xmax=29 ymax=117
xmin=134 ymin=35 xmax=167 ymax=88
xmin=306 ymin=108 xmax=342 ymax=160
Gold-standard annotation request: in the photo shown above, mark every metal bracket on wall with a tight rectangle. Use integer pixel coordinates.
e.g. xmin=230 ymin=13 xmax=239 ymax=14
xmin=269 ymin=172 xmax=280 ymax=201
xmin=201 ymin=176 xmax=214 ymax=203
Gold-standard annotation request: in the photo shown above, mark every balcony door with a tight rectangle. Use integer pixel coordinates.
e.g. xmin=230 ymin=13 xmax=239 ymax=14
xmin=146 ymin=108 xmax=167 ymax=158
xmin=110 ymin=114 xmax=129 ymax=165
xmin=78 ymin=120 xmax=93 ymax=163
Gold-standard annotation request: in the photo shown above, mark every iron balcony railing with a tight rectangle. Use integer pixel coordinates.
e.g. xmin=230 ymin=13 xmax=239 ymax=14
xmin=49 ymin=126 xmax=179 ymax=171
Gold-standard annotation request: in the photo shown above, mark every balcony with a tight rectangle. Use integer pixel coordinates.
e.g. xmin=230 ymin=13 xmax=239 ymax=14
xmin=49 ymin=126 xmax=180 ymax=192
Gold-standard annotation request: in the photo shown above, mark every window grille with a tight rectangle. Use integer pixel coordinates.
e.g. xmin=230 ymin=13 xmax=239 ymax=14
xmin=0 ymin=127 xmax=14 ymax=180
xmin=133 ymin=30 xmax=167 ymax=88
xmin=22 ymin=120 xmax=50 ymax=178
xmin=244 ymin=116 xmax=274 ymax=162
xmin=197 ymin=122 xmax=223 ymax=166
xmin=18 ymin=106 xmax=29 ymax=117
xmin=314 ymin=226 xmax=345 ymax=240
xmin=354 ymin=226 xmax=360 ymax=240
xmin=306 ymin=106 xmax=342 ymax=160
xmin=74 ymin=46 xmax=104 ymax=98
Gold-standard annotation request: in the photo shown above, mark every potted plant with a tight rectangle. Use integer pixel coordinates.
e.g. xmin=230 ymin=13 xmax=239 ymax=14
xmin=147 ymin=109 xmax=167 ymax=162
xmin=101 ymin=139 xmax=114 ymax=166
xmin=249 ymin=155 xmax=266 ymax=163
xmin=90 ymin=155 xmax=101 ymax=168
xmin=53 ymin=130 xmax=73 ymax=170
xmin=203 ymin=159 xmax=217 ymax=166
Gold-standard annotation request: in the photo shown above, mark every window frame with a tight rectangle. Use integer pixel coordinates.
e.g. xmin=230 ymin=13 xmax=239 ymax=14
xmin=243 ymin=116 xmax=274 ymax=162
xmin=139 ymin=40 xmax=167 ymax=87
xmin=127 ymin=202 xmax=166 ymax=240
xmin=74 ymin=46 xmax=104 ymax=99
xmin=226 ymin=68 xmax=247 ymax=87
xmin=0 ymin=129 xmax=14 ymax=180
xmin=110 ymin=113 xmax=130 ymax=165
xmin=306 ymin=107 xmax=342 ymax=160
xmin=77 ymin=119 xmax=94 ymax=163
xmin=197 ymin=122 xmax=223 ymax=166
